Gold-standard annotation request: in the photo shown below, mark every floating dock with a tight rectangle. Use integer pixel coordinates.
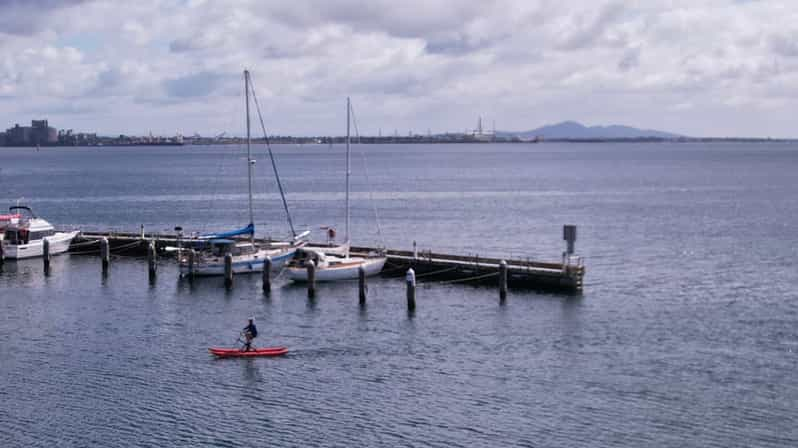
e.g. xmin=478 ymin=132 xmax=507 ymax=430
xmin=68 ymin=228 xmax=584 ymax=293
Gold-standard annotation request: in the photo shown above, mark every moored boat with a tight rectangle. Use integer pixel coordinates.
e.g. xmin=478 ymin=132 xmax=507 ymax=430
xmin=1 ymin=206 xmax=78 ymax=259
xmin=288 ymin=249 xmax=386 ymax=282
xmin=177 ymin=69 xmax=303 ymax=276
xmin=208 ymin=346 xmax=288 ymax=358
xmin=286 ymin=98 xmax=386 ymax=282
xmin=179 ymin=239 xmax=297 ymax=276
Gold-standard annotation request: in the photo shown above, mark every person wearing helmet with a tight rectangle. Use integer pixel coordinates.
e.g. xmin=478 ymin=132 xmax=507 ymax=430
xmin=242 ymin=317 xmax=258 ymax=351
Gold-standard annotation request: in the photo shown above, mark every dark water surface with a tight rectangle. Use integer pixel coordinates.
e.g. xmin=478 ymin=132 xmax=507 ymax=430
xmin=1 ymin=143 xmax=797 ymax=447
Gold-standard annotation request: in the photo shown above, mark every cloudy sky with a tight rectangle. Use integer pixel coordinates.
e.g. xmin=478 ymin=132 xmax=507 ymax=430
xmin=1 ymin=0 xmax=796 ymax=137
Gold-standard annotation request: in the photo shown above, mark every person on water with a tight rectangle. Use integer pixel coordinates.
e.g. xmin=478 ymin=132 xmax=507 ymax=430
xmin=242 ymin=317 xmax=258 ymax=351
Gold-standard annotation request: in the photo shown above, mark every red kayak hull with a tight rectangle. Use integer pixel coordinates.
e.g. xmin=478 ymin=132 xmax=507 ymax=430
xmin=209 ymin=346 xmax=288 ymax=358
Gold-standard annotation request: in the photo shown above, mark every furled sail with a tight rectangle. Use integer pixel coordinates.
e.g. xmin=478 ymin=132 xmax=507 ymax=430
xmin=199 ymin=223 xmax=254 ymax=240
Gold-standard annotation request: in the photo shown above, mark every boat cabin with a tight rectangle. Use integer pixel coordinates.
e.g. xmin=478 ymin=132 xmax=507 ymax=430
xmin=3 ymin=219 xmax=56 ymax=245
xmin=208 ymin=239 xmax=258 ymax=257
xmin=3 ymin=205 xmax=55 ymax=246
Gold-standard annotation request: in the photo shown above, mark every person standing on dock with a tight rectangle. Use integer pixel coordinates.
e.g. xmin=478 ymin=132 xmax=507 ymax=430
xmin=242 ymin=318 xmax=258 ymax=352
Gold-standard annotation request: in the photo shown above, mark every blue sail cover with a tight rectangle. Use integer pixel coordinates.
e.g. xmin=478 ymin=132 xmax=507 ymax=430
xmin=199 ymin=223 xmax=254 ymax=240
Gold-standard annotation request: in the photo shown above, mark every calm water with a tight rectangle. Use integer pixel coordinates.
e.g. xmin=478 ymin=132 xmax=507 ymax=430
xmin=1 ymin=143 xmax=797 ymax=447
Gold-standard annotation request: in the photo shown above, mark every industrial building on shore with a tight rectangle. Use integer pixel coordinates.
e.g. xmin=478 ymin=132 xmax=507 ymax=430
xmin=0 ymin=119 xmax=182 ymax=147
xmin=1 ymin=120 xmax=58 ymax=146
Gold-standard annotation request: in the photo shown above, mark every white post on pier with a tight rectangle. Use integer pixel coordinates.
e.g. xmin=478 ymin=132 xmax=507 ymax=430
xmin=147 ymin=241 xmax=157 ymax=282
xmin=499 ymin=260 xmax=508 ymax=302
xmin=100 ymin=237 xmax=110 ymax=274
xmin=406 ymin=268 xmax=416 ymax=311
xmin=306 ymin=259 xmax=316 ymax=298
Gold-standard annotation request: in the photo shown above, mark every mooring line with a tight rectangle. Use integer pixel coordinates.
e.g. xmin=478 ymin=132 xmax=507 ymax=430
xmin=427 ymin=271 xmax=498 ymax=285
xmin=414 ymin=266 xmax=458 ymax=278
xmin=69 ymin=239 xmax=101 ymax=248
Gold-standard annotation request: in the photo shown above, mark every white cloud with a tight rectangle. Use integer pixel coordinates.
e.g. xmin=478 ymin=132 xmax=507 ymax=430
xmin=1 ymin=0 xmax=798 ymax=137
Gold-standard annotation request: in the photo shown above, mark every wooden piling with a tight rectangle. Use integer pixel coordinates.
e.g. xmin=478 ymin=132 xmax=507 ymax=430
xmin=147 ymin=242 xmax=157 ymax=281
xmin=100 ymin=237 xmax=110 ymax=273
xmin=262 ymin=257 xmax=272 ymax=293
xmin=224 ymin=253 xmax=233 ymax=289
xmin=187 ymin=249 xmax=196 ymax=279
xmin=0 ymin=240 xmax=4 ymax=268
xmin=306 ymin=260 xmax=316 ymax=298
xmin=358 ymin=265 xmax=366 ymax=304
xmin=43 ymin=238 xmax=51 ymax=275
xmin=406 ymin=268 xmax=416 ymax=311
xmin=499 ymin=260 xmax=508 ymax=302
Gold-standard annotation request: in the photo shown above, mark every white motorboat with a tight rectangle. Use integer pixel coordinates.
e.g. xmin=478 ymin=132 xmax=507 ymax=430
xmin=1 ymin=206 xmax=79 ymax=259
xmin=286 ymin=98 xmax=386 ymax=282
xmin=177 ymin=70 xmax=301 ymax=276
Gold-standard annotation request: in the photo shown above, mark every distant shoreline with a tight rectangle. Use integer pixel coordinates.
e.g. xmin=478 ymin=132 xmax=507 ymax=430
xmin=2 ymin=137 xmax=797 ymax=148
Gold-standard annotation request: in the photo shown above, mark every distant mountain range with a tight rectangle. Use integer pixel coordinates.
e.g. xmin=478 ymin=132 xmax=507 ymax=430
xmin=502 ymin=121 xmax=684 ymax=140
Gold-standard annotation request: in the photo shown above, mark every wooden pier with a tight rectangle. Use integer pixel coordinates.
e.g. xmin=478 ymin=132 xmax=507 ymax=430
xmin=67 ymin=229 xmax=585 ymax=293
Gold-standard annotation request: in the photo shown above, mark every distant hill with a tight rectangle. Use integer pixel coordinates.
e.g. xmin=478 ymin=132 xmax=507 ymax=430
xmin=506 ymin=121 xmax=683 ymax=140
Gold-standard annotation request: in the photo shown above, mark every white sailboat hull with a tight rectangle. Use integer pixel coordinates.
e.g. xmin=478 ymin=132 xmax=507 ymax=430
xmin=302 ymin=243 xmax=349 ymax=257
xmin=286 ymin=256 xmax=386 ymax=282
xmin=2 ymin=231 xmax=78 ymax=259
xmin=179 ymin=247 xmax=296 ymax=276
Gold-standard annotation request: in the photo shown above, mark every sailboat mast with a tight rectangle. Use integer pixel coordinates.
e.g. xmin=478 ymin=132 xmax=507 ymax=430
xmin=245 ymin=70 xmax=254 ymax=242
xmin=345 ymin=97 xmax=351 ymax=247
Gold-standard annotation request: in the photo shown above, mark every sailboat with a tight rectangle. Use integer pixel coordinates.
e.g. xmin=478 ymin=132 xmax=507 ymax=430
xmin=285 ymin=98 xmax=386 ymax=282
xmin=178 ymin=70 xmax=302 ymax=276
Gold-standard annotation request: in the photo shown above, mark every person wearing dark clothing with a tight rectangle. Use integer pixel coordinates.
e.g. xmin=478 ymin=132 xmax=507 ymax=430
xmin=242 ymin=318 xmax=258 ymax=351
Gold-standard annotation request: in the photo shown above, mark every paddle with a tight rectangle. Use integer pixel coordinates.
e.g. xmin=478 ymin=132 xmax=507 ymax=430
xmin=234 ymin=332 xmax=246 ymax=350
xmin=236 ymin=331 xmax=255 ymax=351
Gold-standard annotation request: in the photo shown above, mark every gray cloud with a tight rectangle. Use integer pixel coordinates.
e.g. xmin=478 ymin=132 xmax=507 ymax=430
xmin=93 ymin=68 xmax=123 ymax=91
xmin=163 ymin=71 xmax=225 ymax=98
xmin=618 ymin=47 xmax=640 ymax=71
xmin=0 ymin=0 xmax=88 ymax=36
xmin=557 ymin=1 xmax=626 ymax=50
xmin=265 ymin=1 xmax=485 ymax=41
xmin=425 ymin=32 xmax=502 ymax=55
xmin=168 ymin=38 xmax=196 ymax=53
xmin=1 ymin=1 xmax=797 ymax=138
xmin=770 ymin=33 xmax=798 ymax=57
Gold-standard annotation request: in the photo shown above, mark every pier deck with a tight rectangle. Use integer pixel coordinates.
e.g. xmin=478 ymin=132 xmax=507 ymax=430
xmin=68 ymin=231 xmax=584 ymax=293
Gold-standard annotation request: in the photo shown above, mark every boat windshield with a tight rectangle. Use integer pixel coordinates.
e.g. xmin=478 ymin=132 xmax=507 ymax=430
xmin=236 ymin=243 xmax=257 ymax=255
xmin=3 ymin=229 xmax=19 ymax=244
xmin=2 ymin=227 xmax=54 ymax=245
xmin=209 ymin=239 xmax=235 ymax=256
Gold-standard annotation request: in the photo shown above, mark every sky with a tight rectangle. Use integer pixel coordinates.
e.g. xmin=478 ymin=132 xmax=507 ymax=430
xmin=1 ymin=0 xmax=797 ymax=138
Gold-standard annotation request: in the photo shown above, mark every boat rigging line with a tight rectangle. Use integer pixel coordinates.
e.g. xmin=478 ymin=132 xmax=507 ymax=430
xmin=247 ymin=76 xmax=298 ymax=239
xmin=348 ymin=101 xmax=386 ymax=249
